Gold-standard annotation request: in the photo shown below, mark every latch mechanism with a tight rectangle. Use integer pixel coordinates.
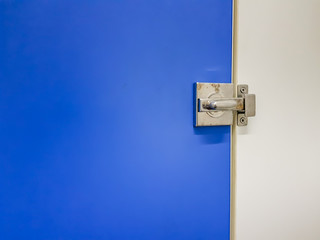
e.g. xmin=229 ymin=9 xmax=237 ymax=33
xmin=194 ymin=83 xmax=256 ymax=126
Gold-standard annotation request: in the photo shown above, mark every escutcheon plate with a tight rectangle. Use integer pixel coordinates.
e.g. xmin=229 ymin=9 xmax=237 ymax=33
xmin=194 ymin=83 xmax=234 ymax=126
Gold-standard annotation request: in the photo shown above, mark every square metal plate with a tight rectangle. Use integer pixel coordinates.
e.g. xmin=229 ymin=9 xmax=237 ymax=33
xmin=194 ymin=82 xmax=234 ymax=126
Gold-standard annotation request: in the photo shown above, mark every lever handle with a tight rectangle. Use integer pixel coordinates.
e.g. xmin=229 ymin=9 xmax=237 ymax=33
xmin=194 ymin=83 xmax=256 ymax=126
xmin=200 ymin=98 xmax=244 ymax=111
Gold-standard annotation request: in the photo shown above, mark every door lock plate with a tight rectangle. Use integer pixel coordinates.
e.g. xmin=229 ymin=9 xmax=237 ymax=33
xmin=194 ymin=83 xmax=256 ymax=126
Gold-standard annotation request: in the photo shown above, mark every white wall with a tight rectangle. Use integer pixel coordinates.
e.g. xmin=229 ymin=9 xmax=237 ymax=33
xmin=235 ymin=0 xmax=320 ymax=240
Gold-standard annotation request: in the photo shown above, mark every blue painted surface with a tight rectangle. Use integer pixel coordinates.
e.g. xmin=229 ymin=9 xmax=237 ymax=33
xmin=0 ymin=1 xmax=233 ymax=239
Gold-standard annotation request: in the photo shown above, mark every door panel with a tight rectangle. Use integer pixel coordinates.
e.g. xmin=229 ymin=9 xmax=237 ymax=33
xmin=0 ymin=1 xmax=233 ymax=239
xmin=235 ymin=1 xmax=320 ymax=240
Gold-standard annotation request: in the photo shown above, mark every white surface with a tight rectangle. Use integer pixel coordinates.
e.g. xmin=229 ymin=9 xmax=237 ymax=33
xmin=235 ymin=0 xmax=320 ymax=239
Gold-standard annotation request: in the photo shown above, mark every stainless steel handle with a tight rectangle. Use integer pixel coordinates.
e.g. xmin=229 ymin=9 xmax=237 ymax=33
xmin=200 ymin=98 xmax=244 ymax=111
xmin=194 ymin=83 xmax=256 ymax=126
xmin=199 ymin=94 xmax=255 ymax=117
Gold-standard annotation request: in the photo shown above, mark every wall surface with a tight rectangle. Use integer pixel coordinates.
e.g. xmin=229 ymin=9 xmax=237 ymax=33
xmin=235 ymin=0 xmax=320 ymax=239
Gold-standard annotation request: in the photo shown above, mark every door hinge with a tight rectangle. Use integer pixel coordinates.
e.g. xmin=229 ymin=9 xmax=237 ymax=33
xmin=194 ymin=83 xmax=256 ymax=126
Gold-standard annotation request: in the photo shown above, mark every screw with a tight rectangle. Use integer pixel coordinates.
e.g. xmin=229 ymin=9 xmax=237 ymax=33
xmin=240 ymin=117 xmax=246 ymax=124
xmin=240 ymin=87 xmax=246 ymax=94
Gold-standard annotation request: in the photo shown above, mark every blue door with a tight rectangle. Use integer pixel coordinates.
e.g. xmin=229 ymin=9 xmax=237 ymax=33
xmin=0 ymin=1 xmax=233 ymax=239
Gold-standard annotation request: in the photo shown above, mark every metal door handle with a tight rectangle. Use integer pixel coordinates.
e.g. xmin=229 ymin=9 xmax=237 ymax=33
xmin=194 ymin=83 xmax=256 ymax=126
xmin=200 ymin=98 xmax=244 ymax=111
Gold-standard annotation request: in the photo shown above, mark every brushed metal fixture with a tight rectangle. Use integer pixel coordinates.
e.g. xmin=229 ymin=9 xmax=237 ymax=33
xmin=194 ymin=83 xmax=256 ymax=126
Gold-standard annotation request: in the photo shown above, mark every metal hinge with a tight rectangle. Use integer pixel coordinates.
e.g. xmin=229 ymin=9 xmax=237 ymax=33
xmin=194 ymin=83 xmax=256 ymax=126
